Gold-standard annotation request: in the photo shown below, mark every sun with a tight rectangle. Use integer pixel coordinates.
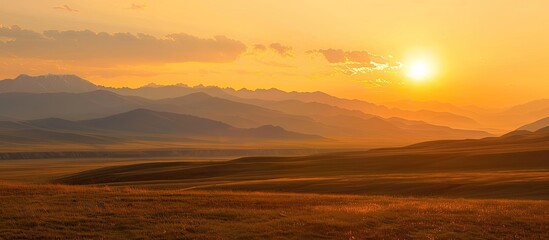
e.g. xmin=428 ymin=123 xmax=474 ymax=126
xmin=406 ymin=60 xmax=433 ymax=82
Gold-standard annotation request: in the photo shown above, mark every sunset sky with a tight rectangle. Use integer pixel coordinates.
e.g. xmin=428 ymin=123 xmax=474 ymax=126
xmin=1 ymin=0 xmax=548 ymax=107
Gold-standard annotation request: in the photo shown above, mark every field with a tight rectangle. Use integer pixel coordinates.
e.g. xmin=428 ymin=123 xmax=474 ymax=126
xmin=1 ymin=132 xmax=547 ymax=239
xmin=1 ymin=182 xmax=548 ymax=240
xmin=55 ymin=146 xmax=549 ymax=199
xmin=0 ymin=157 xmax=232 ymax=183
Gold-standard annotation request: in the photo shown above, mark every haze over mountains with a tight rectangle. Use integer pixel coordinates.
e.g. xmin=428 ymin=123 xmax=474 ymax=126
xmin=1 ymin=74 xmax=548 ymax=149
xmin=0 ymin=108 xmax=320 ymax=145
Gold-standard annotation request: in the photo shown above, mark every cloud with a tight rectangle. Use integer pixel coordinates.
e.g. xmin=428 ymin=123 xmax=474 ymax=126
xmin=309 ymin=48 xmax=402 ymax=75
xmin=250 ymin=43 xmax=293 ymax=57
xmin=360 ymin=78 xmax=403 ymax=88
xmin=0 ymin=25 xmax=42 ymax=40
xmin=253 ymin=44 xmax=267 ymax=52
xmin=0 ymin=25 xmax=247 ymax=65
xmin=269 ymin=43 xmax=292 ymax=57
xmin=128 ymin=4 xmax=146 ymax=10
xmin=53 ymin=4 xmax=78 ymax=12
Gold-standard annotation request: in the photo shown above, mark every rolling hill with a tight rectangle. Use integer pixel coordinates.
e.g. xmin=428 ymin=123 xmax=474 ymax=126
xmin=56 ymin=128 xmax=549 ymax=199
xmin=155 ymin=92 xmax=344 ymax=135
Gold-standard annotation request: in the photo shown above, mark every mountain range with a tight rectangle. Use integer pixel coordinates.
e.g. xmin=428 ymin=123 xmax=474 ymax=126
xmin=1 ymin=74 xmax=547 ymax=148
xmin=0 ymin=109 xmax=320 ymax=145
xmin=0 ymin=91 xmax=491 ymax=146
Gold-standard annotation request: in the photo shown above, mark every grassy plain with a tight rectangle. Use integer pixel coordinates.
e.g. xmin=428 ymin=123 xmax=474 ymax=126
xmin=1 ymin=182 xmax=547 ymax=240
xmin=1 ymin=133 xmax=547 ymax=239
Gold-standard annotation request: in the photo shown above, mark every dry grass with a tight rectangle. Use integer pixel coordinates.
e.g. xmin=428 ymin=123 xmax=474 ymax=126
xmin=53 ymin=151 xmax=549 ymax=199
xmin=0 ymin=181 xmax=547 ymax=239
xmin=0 ymin=157 xmax=232 ymax=183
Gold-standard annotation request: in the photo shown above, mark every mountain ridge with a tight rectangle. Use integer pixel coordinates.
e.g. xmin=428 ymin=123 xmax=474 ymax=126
xmin=0 ymin=108 xmax=321 ymax=144
xmin=518 ymin=116 xmax=549 ymax=132
xmin=0 ymin=74 xmax=497 ymax=145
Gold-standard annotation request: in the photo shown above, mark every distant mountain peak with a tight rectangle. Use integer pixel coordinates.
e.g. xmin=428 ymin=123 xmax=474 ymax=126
xmin=14 ymin=74 xmax=31 ymax=79
xmin=249 ymin=124 xmax=321 ymax=139
xmin=120 ymin=108 xmax=168 ymax=116
xmin=142 ymin=83 xmax=165 ymax=88
xmin=254 ymin=125 xmax=285 ymax=131
xmin=164 ymin=92 xmax=214 ymax=102
xmin=15 ymin=73 xmax=85 ymax=81
xmin=1 ymin=74 xmax=99 ymax=93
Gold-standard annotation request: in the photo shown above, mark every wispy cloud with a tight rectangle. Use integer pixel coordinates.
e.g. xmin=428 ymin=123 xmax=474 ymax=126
xmin=253 ymin=44 xmax=267 ymax=52
xmin=269 ymin=43 xmax=292 ymax=57
xmin=360 ymin=78 xmax=403 ymax=88
xmin=128 ymin=3 xmax=146 ymax=10
xmin=251 ymin=43 xmax=293 ymax=57
xmin=309 ymin=48 xmax=402 ymax=75
xmin=53 ymin=4 xmax=78 ymax=12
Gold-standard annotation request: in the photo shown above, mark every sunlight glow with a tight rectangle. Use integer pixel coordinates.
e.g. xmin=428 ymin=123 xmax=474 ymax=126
xmin=406 ymin=60 xmax=433 ymax=82
xmin=404 ymin=59 xmax=435 ymax=83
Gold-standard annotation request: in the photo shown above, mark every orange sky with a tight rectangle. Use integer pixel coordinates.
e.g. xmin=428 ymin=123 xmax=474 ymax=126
xmin=1 ymin=0 xmax=548 ymax=107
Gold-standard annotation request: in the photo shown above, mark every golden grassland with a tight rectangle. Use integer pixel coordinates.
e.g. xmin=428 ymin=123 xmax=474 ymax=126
xmin=0 ymin=157 xmax=232 ymax=183
xmin=0 ymin=181 xmax=547 ymax=240
xmin=52 ymin=150 xmax=549 ymax=199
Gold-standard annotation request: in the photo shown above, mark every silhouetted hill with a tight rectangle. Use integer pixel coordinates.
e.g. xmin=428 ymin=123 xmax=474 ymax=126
xmin=0 ymin=74 xmax=99 ymax=93
xmin=501 ymin=130 xmax=533 ymax=137
xmin=82 ymin=108 xmax=233 ymax=135
xmin=238 ymin=99 xmax=377 ymax=120
xmin=158 ymin=93 xmax=493 ymax=139
xmin=385 ymin=100 xmax=477 ymax=116
xmin=226 ymin=88 xmax=390 ymax=113
xmin=400 ymin=127 xmax=549 ymax=153
xmin=485 ymin=99 xmax=549 ymax=130
xmin=242 ymin=125 xmax=321 ymax=139
xmin=518 ymin=116 xmax=549 ymax=132
xmin=83 ymin=108 xmax=320 ymax=139
xmin=0 ymin=129 xmax=121 ymax=144
xmin=108 ymin=82 xmax=549 ymax=132
xmin=0 ymin=90 xmax=341 ymax=135
xmin=497 ymin=124 xmax=549 ymax=138
xmin=0 ymin=109 xmax=320 ymax=144
xmin=221 ymin=88 xmax=482 ymax=129
xmin=203 ymin=87 xmax=481 ymax=130
xmin=156 ymin=92 xmax=347 ymax=136
xmin=26 ymin=118 xmax=97 ymax=131
xmin=505 ymin=99 xmax=549 ymax=114
xmin=536 ymin=126 xmax=549 ymax=134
